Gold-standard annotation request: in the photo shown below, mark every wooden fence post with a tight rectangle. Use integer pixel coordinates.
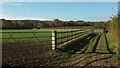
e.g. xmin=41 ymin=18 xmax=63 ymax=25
xmin=75 ymin=30 xmax=76 ymax=39
xmin=60 ymin=31 xmax=62 ymax=45
xmin=52 ymin=31 xmax=57 ymax=50
xmin=71 ymin=30 xmax=72 ymax=40
xmin=92 ymin=27 xmax=94 ymax=33
xmin=66 ymin=30 xmax=68 ymax=41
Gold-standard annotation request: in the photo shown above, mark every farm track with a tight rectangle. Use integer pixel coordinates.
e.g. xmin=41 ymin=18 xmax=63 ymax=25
xmin=57 ymin=33 xmax=118 ymax=67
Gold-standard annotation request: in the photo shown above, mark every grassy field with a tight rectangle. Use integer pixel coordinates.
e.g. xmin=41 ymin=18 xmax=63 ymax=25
xmin=106 ymin=33 xmax=118 ymax=55
xmin=1 ymin=29 xmax=86 ymax=45
xmin=2 ymin=29 xmax=52 ymax=44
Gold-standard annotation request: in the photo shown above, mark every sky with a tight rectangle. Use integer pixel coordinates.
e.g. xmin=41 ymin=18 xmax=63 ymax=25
xmin=0 ymin=2 xmax=118 ymax=22
xmin=1 ymin=0 xmax=119 ymax=2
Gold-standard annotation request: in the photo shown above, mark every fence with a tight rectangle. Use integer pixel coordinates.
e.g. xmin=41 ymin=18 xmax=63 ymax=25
xmin=52 ymin=29 xmax=91 ymax=50
xmin=1 ymin=31 xmax=52 ymax=46
xmin=94 ymin=29 xmax=104 ymax=32
xmin=1 ymin=29 xmax=92 ymax=50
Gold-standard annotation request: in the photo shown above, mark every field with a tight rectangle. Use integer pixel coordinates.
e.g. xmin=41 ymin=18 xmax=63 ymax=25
xmin=1 ymin=29 xmax=51 ymax=44
xmin=2 ymin=29 xmax=118 ymax=67
xmin=1 ymin=29 xmax=86 ymax=45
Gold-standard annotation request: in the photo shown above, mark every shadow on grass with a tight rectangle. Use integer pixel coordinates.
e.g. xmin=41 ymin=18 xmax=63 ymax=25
xmin=57 ymin=33 xmax=98 ymax=54
xmin=104 ymin=33 xmax=116 ymax=55
xmin=92 ymin=34 xmax=101 ymax=52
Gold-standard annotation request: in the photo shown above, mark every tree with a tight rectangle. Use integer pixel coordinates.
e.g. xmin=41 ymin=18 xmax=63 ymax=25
xmin=37 ymin=21 xmax=48 ymax=28
xmin=68 ymin=20 xmax=74 ymax=26
xmin=48 ymin=22 xmax=54 ymax=27
xmin=2 ymin=20 xmax=15 ymax=29
xmin=21 ymin=22 xmax=33 ymax=29
xmin=53 ymin=19 xmax=59 ymax=27
xmin=14 ymin=21 xmax=20 ymax=29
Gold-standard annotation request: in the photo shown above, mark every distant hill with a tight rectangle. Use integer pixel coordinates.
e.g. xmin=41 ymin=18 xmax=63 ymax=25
xmin=1 ymin=19 xmax=53 ymax=25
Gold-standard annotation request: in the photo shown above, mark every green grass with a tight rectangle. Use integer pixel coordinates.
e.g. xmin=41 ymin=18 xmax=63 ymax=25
xmin=2 ymin=29 xmax=38 ymax=32
xmin=85 ymin=33 xmax=100 ymax=53
xmin=56 ymin=33 xmax=97 ymax=54
xmin=105 ymin=33 xmax=118 ymax=54
xmin=106 ymin=33 xmax=117 ymax=45
xmin=2 ymin=29 xmax=86 ymax=45
xmin=56 ymin=30 xmax=85 ymax=45
xmin=2 ymin=29 xmax=52 ymax=44
xmin=45 ymin=26 xmax=91 ymax=29
xmin=48 ymin=33 xmax=98 ymax=60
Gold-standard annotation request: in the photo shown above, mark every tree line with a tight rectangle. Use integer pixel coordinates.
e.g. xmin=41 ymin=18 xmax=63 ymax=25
xmin=1 ymin=19 xmax=107 ymax=29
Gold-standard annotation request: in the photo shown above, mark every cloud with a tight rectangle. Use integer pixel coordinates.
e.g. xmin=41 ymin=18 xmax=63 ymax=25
xmin=0 ymin=14 xmax=110 ymax=22
xmin=0 ymin=14 xmax=78 ymax=21
xmin=1 ymin=2 xmax=22 ymax=6
xmin=83 ymin=16 xmax=111 ymax=22
xmin=6 ymin=3 xmax=22 ymax=6
xmin=19 ymin=0 xmax=34 ymax=2
xmin=0 ymin=2 xmax=4 ymax=4
xmin=31 ymin=0 xmax=34 ymax=1
xmin=10 ymin=3 xmax=22 ymax=6
xmin=0 ymin=14 xmax=14 ymax=19
xmin=19 ymin=0 xmax=24 ymax=2
xmin=0 ymin=14 xmax=54 ymax=21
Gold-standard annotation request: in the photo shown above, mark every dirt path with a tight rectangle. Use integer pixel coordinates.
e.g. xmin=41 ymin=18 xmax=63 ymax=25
xmin=96 ymin=34 xmax=109 ymax=53
xmin=58 ymin=33 xmax=118 ymax=67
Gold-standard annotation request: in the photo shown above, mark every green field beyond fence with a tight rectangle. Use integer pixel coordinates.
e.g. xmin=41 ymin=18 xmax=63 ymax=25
xmin=1 ymin=29 xmax=91 ymax=47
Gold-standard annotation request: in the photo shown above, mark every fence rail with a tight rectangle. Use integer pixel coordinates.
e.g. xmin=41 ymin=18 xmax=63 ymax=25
xmin=1 ymin=29 xmax=92 ymax=50
xmin=1 ymin=31 xmax=52 ymax=45
xmin=52 ymin=29 xmax=92 ymax=50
